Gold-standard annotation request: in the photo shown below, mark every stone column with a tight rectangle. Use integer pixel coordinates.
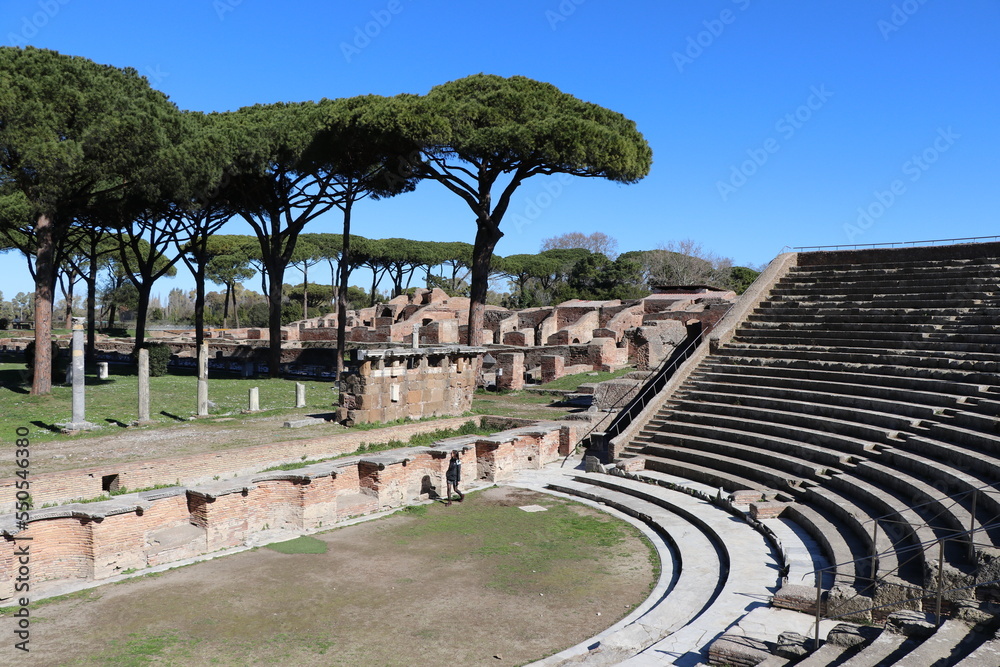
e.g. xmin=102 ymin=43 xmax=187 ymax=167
xmin=71 ymin=320 xmax=85 ymax=424
xmin=412 ymin=322 xmax=420 ymax=349
xmin=137 ymin=348 xmax=151 ymax=423
xmin=248 ymin=387 xmax=259 ymax=412
xmin=197 ymin=342 xmax=209 ymax=417
xmin=97 ymin=362 xmax=109 ymax=380
xmin=295 ymin=382 xmax=306 ymax=408
xmin=60 ymin=318 xmax=95 ymax=431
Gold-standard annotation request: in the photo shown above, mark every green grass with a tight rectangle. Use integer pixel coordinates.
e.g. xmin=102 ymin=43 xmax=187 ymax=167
xmin=0 ymin=361 xmax=337 ymax=444
xmin=391 ymin=491 xmax=657 ymax=597
xmin=536 ymin=366 xmax=635 ymax=392
xmin=265 ymin=535 xmax=328 ymax=554
xmin=260 ymin=420 xmax=494 ymax=472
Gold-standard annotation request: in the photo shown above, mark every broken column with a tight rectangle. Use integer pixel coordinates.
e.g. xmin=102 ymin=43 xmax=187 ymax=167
xmin=137 ymin=348 xmax=151 ymax=423
xmin=61 ymin=318 xmax=95 ymax=431
xmin=97 ymin=361 xmax=109 ymax=380
xmin=295 ymin=382 xmax=306 ymax=408
xmin=197 ymin=342 xmax=209 ymax=417
xmin=248 ymin=387 xmax=260 ymax=412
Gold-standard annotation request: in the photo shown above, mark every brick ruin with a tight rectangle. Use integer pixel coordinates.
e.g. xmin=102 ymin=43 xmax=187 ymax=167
xmin=0 ymin=417 xmax=576 ymax=600
xmin=336 ymin=347 xmax=484 ymax=425
xmin=0 ymin=286 xmax=736 ymax=386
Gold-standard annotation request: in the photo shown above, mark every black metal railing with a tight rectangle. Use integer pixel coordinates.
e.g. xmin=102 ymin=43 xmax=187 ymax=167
xmin=792 ymin=234 xmax=1000 ymax=252
xmin=602 ymin=329 xmax=707 ymax=443
xmin=798 ymin=481 xmax=1000 ymax=650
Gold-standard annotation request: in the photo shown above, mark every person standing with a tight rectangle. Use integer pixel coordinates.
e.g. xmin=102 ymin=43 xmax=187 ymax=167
xmin=445 ymin=449 xmax=464 ymax=506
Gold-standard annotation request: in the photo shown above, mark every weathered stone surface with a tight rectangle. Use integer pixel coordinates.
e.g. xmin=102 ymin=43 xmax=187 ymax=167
xmin=825 ymin=622 xmax=881 ymax=648
xmin=584 ymin=456 xmax=606 ymax=474
xmin=707 ymin=634 xmax=772 ymax=667
xmin=885 ymin=609 xmax=936 ymax=638
xmin=593 ymin=378 xmax=642 ymax=410
xmin=775 ymin=631 xmax=810 ymax=658
xmin=826 ymin=585 xmax=873 ymax=623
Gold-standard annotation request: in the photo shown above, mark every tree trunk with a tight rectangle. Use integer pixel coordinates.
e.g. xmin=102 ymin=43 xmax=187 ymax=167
xmin=232 ymin=284 xmax=241 ymax=329
xmin=467 ymin=220 xmax=503 ymax=347
xmin=336 ymin=201 xmax=353 ymax=383
xmin=32 ymin=213 xmax=55 ymax=395
xmin=267 ymin=259 xmax=284 ymax=378
xmin=222 ymin=282 xmax=231 ymax=328
xmin=62 ymin=272 xmax=74 ymax=329
xmin=133 ymin=282 xmax=153 ymax=352
xmin=302 ymin=262 xmax=309 ymax=321
xmin=193 ymin=261 xmax=206 ymax=351
xmin=370 ymin=268 xmax=380 ymax=307
xmin=86 ymin=241 xmax=99 ymax=361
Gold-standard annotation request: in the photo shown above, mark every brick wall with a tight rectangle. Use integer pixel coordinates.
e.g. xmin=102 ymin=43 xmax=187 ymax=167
xmin=0 ymin=415 xmax=482 ymax=512
xmin=338 ymin=348 xmax=481 ymax=425
xmin=0 ymin=420 xmax=572 ymax=601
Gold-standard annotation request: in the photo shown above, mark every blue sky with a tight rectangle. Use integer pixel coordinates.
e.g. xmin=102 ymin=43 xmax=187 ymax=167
xmin=2 ymin=0 xmax=999 ymax=299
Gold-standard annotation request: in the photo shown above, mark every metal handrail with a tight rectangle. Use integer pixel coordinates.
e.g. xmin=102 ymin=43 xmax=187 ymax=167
xmin=792 ymin=235 xmax=1000 ymax=252
xmin=798 ymin=507 xmax=1000 ymax=650
xmin=603 ymin=329 xmax=707 ymax=442
xmin=557 ymin=327 xmax=712 ymax=468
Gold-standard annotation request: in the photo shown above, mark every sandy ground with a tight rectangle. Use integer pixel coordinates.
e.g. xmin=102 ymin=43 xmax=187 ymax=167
xmin=12 ymin=487 xmax=655 ymax=667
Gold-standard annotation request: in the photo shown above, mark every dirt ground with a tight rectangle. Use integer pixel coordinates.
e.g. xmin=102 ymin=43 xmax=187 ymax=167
xmin=12 ymin=487 xmax=656 ymax=667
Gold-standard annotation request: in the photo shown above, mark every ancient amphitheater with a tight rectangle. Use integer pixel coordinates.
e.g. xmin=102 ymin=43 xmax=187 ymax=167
xmin=532 ymin=241 xmax=1000 ymax=665
xmin=3 ymin=240 xmax=999 ymax=665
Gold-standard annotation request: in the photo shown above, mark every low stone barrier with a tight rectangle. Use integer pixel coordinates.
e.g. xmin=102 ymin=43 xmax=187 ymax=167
xmin=0 ymin=419 xmax=576 ymax=602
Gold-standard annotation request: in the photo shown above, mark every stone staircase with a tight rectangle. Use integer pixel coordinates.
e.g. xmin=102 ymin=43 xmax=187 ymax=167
xmin=589 ymin=243 xmax=1000 ymax=664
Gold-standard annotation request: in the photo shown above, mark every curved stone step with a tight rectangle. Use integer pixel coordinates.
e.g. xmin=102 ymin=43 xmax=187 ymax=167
xmin=717 ymin=344 xmax=999 ymax=371
xmin=885 ymin=618 xmax=984 ymax=666
xmin=640 ymin=453 xmax=766 ymax=495
xmin=542 ymin=478 xmax=725 ymax=664
xmin=735 ymin=331 xmax=999 ymax=356
xmin=672 ymin=387 xmax=927 ymax=431
xmin=703 ymin=355 xmax=1000 ymax=388
xmin=561 ymin=475 xmax=783 ymax=666
xmin=663 ymin=401 xmax=901 ymax=446
xmin=837 ymin=630 xmax=919 ymax=666
xmin=694 ymin=362 xmax=990 ymax=405
xmin=953 ymin=628 xmax=1000 ymax=665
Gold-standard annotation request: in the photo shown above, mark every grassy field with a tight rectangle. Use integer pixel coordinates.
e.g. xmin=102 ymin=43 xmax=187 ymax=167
xmin=536 ymin=367 xmax=635 ymax=391
xmin=0 ymin=360 xmax=339 ymax=445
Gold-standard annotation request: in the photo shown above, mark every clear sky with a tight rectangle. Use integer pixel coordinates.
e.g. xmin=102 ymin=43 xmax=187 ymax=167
xmin=2 ymin=0 xmax=998 ymax=299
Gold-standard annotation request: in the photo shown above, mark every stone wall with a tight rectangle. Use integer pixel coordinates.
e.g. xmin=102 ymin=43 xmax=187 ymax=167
xmin=0 ymin=416 xmax=483 ymax=513
xmin=0 ymin=420 xmax=576 ymax=601
xmin=337 ymin=347 xmax=484 ymax=425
